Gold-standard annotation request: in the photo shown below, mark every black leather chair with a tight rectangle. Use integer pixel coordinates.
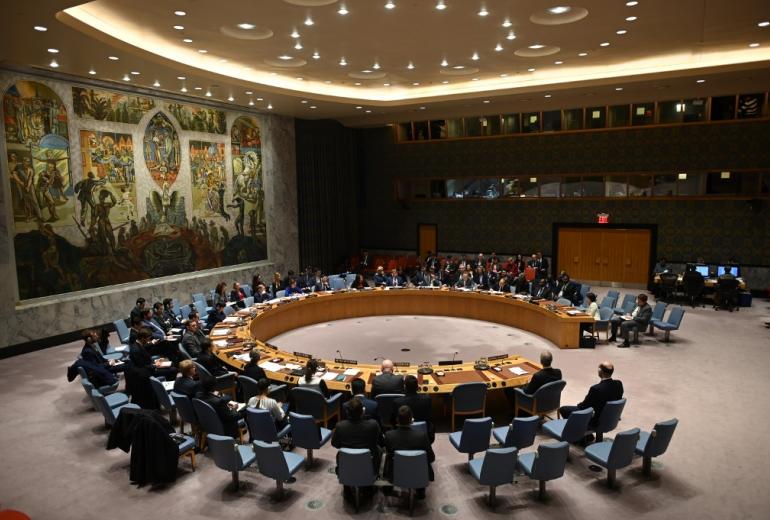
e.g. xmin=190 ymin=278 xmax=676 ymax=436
xmin=658 ymin=272 xmax=679 ymax=302
xmin=682 ymin=271 xmax=705 ymax=308
xmin=714 ymin=278 xmax=740 ymax=312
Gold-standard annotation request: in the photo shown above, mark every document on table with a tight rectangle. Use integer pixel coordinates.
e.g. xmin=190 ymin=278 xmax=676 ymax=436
xmin=321 ymin=371 xmax=339 ymax=381
xmin=343 ymin=368 xmax=360 ymax=376
xmin=214 ymin=339 xmax=229 ymax=347
xmin=284 ymin=363 xmax=303 ymax=370
xmin=509 ymin=366 xmax=528 ymax=376
xmin=233 ymin=353 xmax=251 ymax=362
xmin=170 ymin=328 xmax=184 ymax=334
xmin=259 ymin=361 xmax=284 ymax=372
xmin=566 ymin=310 xmax=582 ymax=316
xmin=223 ymin=316 xmax=240 ymax=323
xmin=211 ymin=328 xmax=230 ymax=336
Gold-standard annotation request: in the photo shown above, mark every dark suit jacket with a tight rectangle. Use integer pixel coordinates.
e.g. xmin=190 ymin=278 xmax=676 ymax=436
xmin=254 ymin=291 xmax=271 ymax=303
xmin=343 ymin=394 xmax=378 ymax=419
xmin=385 ymin=275 xmax=404 ymax=287
xmin=371 ymin=372 xmax=404 ymax=398
xmin=578 ymin=378 xmax=624 ymax=426
xmin=206 ymin=310 xmax=226 ymax=330
xmin=393 ymin=393 xmax=434 ymax=442
xmin=173 ymin=376 xmax=201 ymax=398
xmin=243 ymin=364 xmax=267 ymax=382
xmin=473 ymin=273 xmax=489 ymax=289
xmin=199 ymin=392 xmax=241 ymax=438
xmin=632 ymin=303 xmax=653 ymax=326
xmin=182 ymin=330 xmax=204 ymax=358
xmin=373 ymin=273 xmax=388 ymax=286
xmin=198 ymin=351 xmax=228 ymax=377
xmin=81 ymin=343 xmax=108 ymax=366
xmin=332 ymin=417 xmax=383 ymax=454
xmin=531 ymin=283 xmax=553 ymax=300
xmin=524 ymin=367 xmax=562 ymax=394
xmin=384 ymin=426 xmax=435 ymax=481
xmin=230 ymin=288 xmax=245 ymax=301
xmin=559 ymin=281 xmax=581 ymax=305
xmin=129 ymin=342 xmax=154 ymax=369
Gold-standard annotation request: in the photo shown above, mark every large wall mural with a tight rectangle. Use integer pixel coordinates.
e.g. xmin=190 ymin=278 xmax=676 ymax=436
xmin=2 ymin=77 xmax=269 ymax=300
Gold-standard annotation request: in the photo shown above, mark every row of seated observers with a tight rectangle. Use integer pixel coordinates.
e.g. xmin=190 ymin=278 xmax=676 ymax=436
xmin=70 ymin=264 xmax=679 ymax=507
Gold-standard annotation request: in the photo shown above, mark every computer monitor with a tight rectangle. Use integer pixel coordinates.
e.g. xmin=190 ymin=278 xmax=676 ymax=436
xmin=694 ymin=265 xmax=710 ymax=277
xmin=717 ymin=265 xmax=740 ymax=277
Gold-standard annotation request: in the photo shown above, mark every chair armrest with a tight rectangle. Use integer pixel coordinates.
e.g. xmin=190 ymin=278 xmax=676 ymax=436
xmin=326 ymin=392 xmax=343 ymax=410
xmin=268 ymin=384 xmax=288 ymax=401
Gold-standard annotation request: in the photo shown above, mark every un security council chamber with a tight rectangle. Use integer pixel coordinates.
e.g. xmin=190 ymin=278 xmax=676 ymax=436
xmin=0 ymin=1 xmax=769 ymax=519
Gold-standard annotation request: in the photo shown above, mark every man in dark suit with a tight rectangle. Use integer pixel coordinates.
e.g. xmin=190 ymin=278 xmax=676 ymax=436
xmin=129 ymin=297 xmax=146 ymax=322
xmin=206 ymin=302 xmax=227 ymax=329
xmin=523 ymin=351 xmax=562 ymax=394
xmin=384 ymin=406 xmax=435 ymax=496
xmin=344 ymin=378 xmax=378 ymax=418
xmin=197 ymin=338 xmax=228 ymax=377
xmin=472 ymin=266 xmax=489 ymax=290
xmin=332 ymin=397 xmax=383 ymax=478
xmin=197 ymin=377 xmax=242 ymax=438
xmin=161 ymin=298 xmax=180 ymax=328
xmin=609 ymin=293 xmax=653 ymax=347
xmin=559 ymin=361 xmax=623 ymax=434
xmin=359 ymin=250 xmax=370 ymax=272
xmin=253 ymin=283 xmax=271 ymax=303
xmin=80 ymin=328 xmax=123 ymax=372
xmin=554 ymin=273 xmax=580 ymax=304
xmin=386 ymin=268 xmax=404 ymax=287
xmin=536 ymin=252 xmax=549 ymax=279
xmin=393 ymin=375 xmax=434 ymax=442
xmin=371 ymin=360 xmax=404 ymax=398
xmin=181 ymin=319 xmax=205 ymax=358
xmin=531 ymin=278 xmax=553 ymax=300
xmin=425 ymin=251 xmax=439 ymax=273
xmin=373 ymin=266 xmax=388 ymax=287
xmin=511 ymin=273 xmax=530 ymax=294
xmin=242 ymin=350 xmax=266 ymax=381
xmin=412 ymin=266 xmax=430 ymax=287
xmin=173 ymin=359 xmax=201 ymax=398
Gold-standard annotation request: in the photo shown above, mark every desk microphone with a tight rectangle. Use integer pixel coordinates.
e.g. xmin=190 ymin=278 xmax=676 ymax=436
xmin=337 ymin=349 xmax=344 ymax=368
xmin=452 ymin=351 xmax=458 ymax=364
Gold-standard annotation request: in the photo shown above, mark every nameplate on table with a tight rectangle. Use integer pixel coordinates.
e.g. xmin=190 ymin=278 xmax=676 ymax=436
xmin=293 ymin=351 xmax=313 ymax=359
xmin=334 ymin=358 xmax=358 ymax=365
xmin=393 ymin=361 xmax=411 ymax=367
xmin=487 ymin=354 xmax=508 ymax=361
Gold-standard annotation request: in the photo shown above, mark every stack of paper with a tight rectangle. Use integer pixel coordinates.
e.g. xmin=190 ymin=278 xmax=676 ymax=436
xmin=343 ymin=368 xmax=360 ymax=376
xmin=162 ymin=381 xmax=175 ymax=391
xmin=214 ymin=339 xmax=229 ymax=347
xmin=233 ymin=353 xmax=251 ymax=362
xmin=223 ymin=316 xmax=240 ymax=323
xmin=321 ymin=372 xmax=339 ymax=381
xmin=509 ymin=366 xmax=528 ymax=376
xmin=211 ymin=329 xmax=230 ymax=336
xmin=258 ymin=361 xmax=284 ymax=372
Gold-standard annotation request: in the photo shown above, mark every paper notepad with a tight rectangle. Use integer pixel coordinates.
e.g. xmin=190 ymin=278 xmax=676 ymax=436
xmin=162 ymin=381 xmax=175 ymax=391
xmin=233 ymin=353 xmax=251 ymax=362
xmin=223 ymin=316 xmax=240 ymax=323
xmin=211 ymin=329 xmax=230 ymax=336
xmin=343 ymin=368 xmax=360 ymax=376
xmin=509 ymin=366 xmax=528 ymax=376
xmin=258 ymin=361 xmax=284 ymax=372
xmin=214 ymin=339 xmax=229 ymax=348
xmin=321 ymin=372 xmax=339 ymax=381
xmin=284 ymin=363 xmax=303 ymax=371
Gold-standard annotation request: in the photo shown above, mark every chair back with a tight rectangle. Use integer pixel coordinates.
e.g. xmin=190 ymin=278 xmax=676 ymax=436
xmin=458 ymin=417 xmax=493 ymax=453
xmin=241 ymin=284 xmax=252 ymax=297
xmin=452 ymin=382 xmax=487 ymax=413
xmin=411 ymin=421 xmax=428 ymax=435
xmin=192 ymin=398 xmax=225 ymax=435
xmin=651 ymin=301 xmax=667 ymax=321
xmin=619 ymin=293 xmax=636 ymax=311
xmin=90 ymin=389 xmax=115 ymax=424
xmin=243 ymin=296 xmax=254 ymax=307
xmin=579 ymin=284 xmax=591 ymax=301
xmin=329 ymin=276 xmax=346 ymax=290
xmin=562 ymin=407 xmax=593 ymax=442
xmin=504 ymin=416 xmax=539 ymax=450
xmin=180 ymin=304 xmax=191 ymax=320
xmin=338 ymin=448 xmax=377 ymax=487
xmin=170 ymin=392 xmax=198 ymax=427
xmin=113 ymin=319 xmax=130 ymax=343
xmin=375 ymin=393 xmax=404 ymax=426
xmin=245 ymin=407 xmax=279 ymax=442
xmin=289 ymin=412 xmax=323 ymax=449
xmin=393 ymin=450 xmax=430 ymax=490
xmin=291 ymin=387 xmax=327 ymax=421
xmin=254 ymin=440 xmax=291 ymax=481
xmin=621 ymin=299 xmax=636 ymax=315
xmin=556 ymin=297 xmax=572 ymax=306
xmin=191 ymin=292 xmax=205 ymax=304
xmin=599 ymin=296 xmax=616 ymax=309
xmin=177 ymin=343 xmax=193 ymax=360
xmin=238 ymin=375 xmax=260 ymax=402
xmin=660 ymin=272 xmax=678 ymax=291
xmin=149 ymin=376 xmax=175 ymax=410
xmin=532 ymin=379 xmax=566 ymax=413
xmin=642 ymin=418 xmax=679 ymax=458
xmin=478 ymin=447 xmax=517 ymax=486
xmin=275 ymin=290 xmax=286 ymax=298
xmin=172 ymin=299 xmax=181 ymax=317
xmin=683 ymin=272 xmax=704 ymax=296
xmin=595 ymin=398 xmax=626 ymax=435
xmin=607 ymin=428 xmax=640 ymax=469
xmin=77 ymin=366 xmax=89 ymax=379
xmin=223 ymin=305 xmax=235 ymax=316
xmin=193 ymin=361 xmax=215 ymax=385
xmin=606 ymin=290 xmax=620 ymax=301
xmin=207 ymin=433 xmax=240 ymax=471
xmin=598 ymin=306 xmax=615 ymax=321
xmin=531 ymin=441 xmax=569 ymax=481
xmin=81 ymin=379 xmax=96 ymax=402
xmin=667 ymin=306 xmax=685 ymax=326
xmin=193 ymin=300 xmax=207 ymax=314
xmin=716 ymin=277 xmax=739 ymax=298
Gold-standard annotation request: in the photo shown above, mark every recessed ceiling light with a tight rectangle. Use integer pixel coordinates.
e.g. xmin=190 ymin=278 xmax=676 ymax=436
xmin=245 ymin=91 xmax=253 ymax=94
xmin=453 ymin=65 xmax=465 ymax=69
xmin=355 ymin=106 xmax=363 ymax=109
xmin=600 ymin=42 xmax=610 ymax=47
xmin=279 ymin=55 xmax=292 ymax=60
xmin=528 ymin=44 xmax=545 ymax=49
xmin=383 ymin=82 xmax=390 ymax=86
xmin=47 ymin=48 xmax=59 ymax=54
xmin=294 ymin=41 xmax=303 ymax=50
xmin=194 ymin=86 xmax=202 ymax=90
xmin=183 ymin=38 xmax=193 ymax=43
xmin=372 ymin=62 xmax=381 ymax=70
xmin=108 ymin=55 xmax=119 ymax=60
xmin=309 ymin=105 xmax=317 ymax=109
xmin=238 ymin=23 xmax=255 ymax=30
xmin=205 ymin=91 xmax=212 ymax=97
xmin=472 ymin=77 xmax=479 ymax=81
xmin=483 ymin=99 xmax=491 ymax=103
xmin=219 ymin=58 xmax=228 ymax=63
xmin=174 ymin=10 xmax=186 ymax=16
xmin=578 ymin=51 xmax=588 ymax=56
xmin=312 ymin=51 xmax=320 ymax=59
xmin=500 ymin=73 xmax=508 ymax=77
xmin=198 ymin=49 xmax=208 ymax=53
xmin=495 ymin=43 xmax=503 ymax=51
xmin=301 ymin=100 xmax=308 ymax=103
xmin=436 ymin=0 xmax=446 ymax=10
xmin=49 ymin=59 xmax=59 ymax=68
xmin=441 ymin=58 xmax=448 ymax=67
xmin=173 ymin=25 xmax=184 ymax=30
xmin=442 ymin=80 xmax=449 ymax=83
xmin=548 ymin=6 xmax=571 ymax=14
xmin=339 ymin=57 xmax=347 ymax=66
xmin=617 ymin=29 xmax=627 ymax=35
xmin=228 ymin=95 xmax=234 ymax=101
xmin=615 ymin=87 xmax=623 ymax=91
xmin=502 ymin=19 xmax=512 ymax=28
xmin=626 ymin=1 xmax=638 ymax=5
xmin=33 ymin=25 xmax=47 ymax=32
xmin=354 ymin=82 xmax=362 ymax=85
xmin=554 ymin=60 xmax=563 ymax=64
xmin=478 ymin=7 xmax=489 ymax=16
xmin=362 ymin=69 xmax=372 ymax=73
xmin=471 ymin=52 xmax=480 ymax=60
xmin=419 ymin=106 xmax=426 ymax=110
xmin=544 ymin=94 xmax=552 ymax=98
xmin=122 ymin=74 xmax=130 ymax=81
xmin=527 ymin=67 xmax=536 ymax=72
xmin=385 ymin=0 xmax=395 ymax=9
xmin=365 ymin=109 xmax=372 ymax=113
xmin=412 ymin=82 xmax=420 ymax=86
xmin=506 ymin=31 xmax=516 ymax=40
xmin=696 ymin=79 xmax=705 ymax=83
xmin=296 ymin=77 xmax=304 ymax=80
xmin=407 ymin=61 xmax=415 ymax=69
xmin=88 ymin=69 xmax=96 ymax=75
xmin=177 ymin=75 xmax=186 ymax=80
xmin=257 ymin=97 xmax=263 ymax=101
xmin=758 ymin=21 xmax=769 ymax=27
xmin=267 ymin=103 xmax=273 ymax=109
xmin=324 ymin=80 xmax=332 ymax=84
xmin=749 ymin=42 xmax=760 ymax=47
xmin=130 ymin=71 xmax=140 ymax=75
xmin=338 ymin=4 xmax=349 ymax=15
xmin=625 ymin=16 xmax=637 ymax=21
xmin=249 ymin=100 xmax=255 ymax=106
xmin=180 ymin=86 xmax=188 ymax=92
xmin=290 ymin=29 xmax=300 ymax=38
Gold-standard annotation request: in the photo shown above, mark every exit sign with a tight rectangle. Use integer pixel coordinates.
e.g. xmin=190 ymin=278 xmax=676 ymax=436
xmin=597 ymin=213 xmax=610 ymax=224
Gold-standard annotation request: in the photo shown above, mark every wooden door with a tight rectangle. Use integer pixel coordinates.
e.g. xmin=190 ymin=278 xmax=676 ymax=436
xmin=558 ymin=227 xmax=652 ymax=284
xmin=418 ymin=224 xmax=437 ymax=260
xmin=557 ymin=228 xmax=583 ymax=277
xmin=621 ymin=229 xmax=651 ymax=284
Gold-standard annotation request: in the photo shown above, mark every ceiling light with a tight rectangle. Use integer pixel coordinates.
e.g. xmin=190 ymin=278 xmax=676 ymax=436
xmin=412 ymin=82 xmax=420 ymax=86
xmin=578 ymin=51 xmax=588 ymax=56
xmin=301 ymin=100 xmax=308 ymax=104
xmin=267 ymin=103 xmax=273 ymax=109
xmin=548 ymin=6 xmax=571 ymax=14
xmin=758 ymin=21 xmax=770 ymax=27
xmin=441 ymin=58 xmax=448 ymax=67
xmin=296 ymin=77 xmax=304 ymax=80
xmin=478 ymin=7 xmax=489 ymax=16
xmin=198 ymin=49 xmax=208 ymax=53
xmin=304 ymin=16 xmax=314 ymax=25
xmin=528 ymin=44 xmax=545 ymax=49
xmin=194 ymin=86 xmax=202 ymax=90
xmin=471 ymin=52 xmax=480 ymax=60
xmin=174 ymin=10 xmax=186 ymax=16
xmin=339 ymin=57 xmax=347 ymax=66
xmin=617 ymin=29 xmax=627 ymax=34
xmin=615 ymin=87 xmax=623 ymax=91
xmin=483 ymin=99 xmax=491 ymax=103
xmin=495 ymin=43 xmax=503 ymax=51
xmin=419 ymin=106 xmax=426 ymax=110
xmin=625 ymin=16 xmax=637 ymax=21
xmin=407 ymin=61 xmax=415 ymax=69
xmin=177 ymin=75 xmax=186 ymax=80
xmin=365 ymin=109 xmax=372 ymax=113
xmin=472 ymin=77 xmax=479 ymax=81
xmin=626 ymin=1 xmax=638 ymax=5
xmin=452 ymin=65 xmax=465 ymax=69
xmin=324 ymin=80 xmax=331 ymax=83
xmin=442 ymin=80 xmax=449 ymax=84
xmin=502 ymin=19 xmax=512 ymax=28
xmin=279 ymin=55 xmax=292 ymax=60
xmin=600 ymin=42 xmax=610 ymax=47
xmin=544 ymin=94 xmax=552 ymax=98
xmin=696 ymin=79 xmax=705 ymax=83
xmin=108 ymin=55 xmax=119 ymax=60
xmin=554 ymin=60 xmax=563 ymax=64
xmin=294 ymin=41 xmax=303 ymax=50
xmin=527 ymin=67 xmax=536 ymax=72
xmin=47 ymin=48 xmax=59 ymax=54
xmin=205 ymin=90 xmax=212 ymax=97
xmin=385 ymin=1 xmax=395 ymax=9
xmin=749 ymin=42 xmax=760 ymax=47
xmin=246 ymin=90 xmax=253 ymax=94
xmin=130 ymin=71 xmax=140 ymax=75
xmin=49 ymin=59 xmax=58 ymax=68
xmin=257 ymin=97 xmax=263 ymax=101
xmin=228 ymin=95 xmax=234 ymax=101
xmin=355 ymin=106 xmax=363 ymax=109
xmin=180 ymin=86 xmax=188 ymax=92
xmin=219 ymin=58 xmax=228 ymax=63
xmin=238 ymin=23 xmax=255 ymax=29
xmin=183 ymin=38 xmax=193 ymax=43
xmin=122 ymin=74 xmax=130 ymax=81
xmin=291 ymin=29 xmax=300 ymax=38
xmin=33 ymin=25 xmax=47 ymax=32
xmin=354 ymin=82 xmax=362 ymax=85
xmin=173 ymin=25 xmax=184 ymax=30
xmin=310 ymin=105 xmax=317 ymax=109
xmin=500 ymin=73 xmax=508 ymax=77
xmin=383 ymin=82 xmax=390 ymax=86
xmin=88 ymin=69 xmax=96 ymax=75
xmin=506 ymin=31 xmax=516 ymax=40
xmin=153 ymin=80 xmax=160 ymax=87
xmin=338 ymin=4 xmax=349 ymax=15
xmin=312 ymin=51 xmax=320 ymax=59
xmin=249 ymin=100 xmax=255 ymax=106
xmin=362 ymin=69 xmax=372 ymax=73
xmin=436 ymin=0 xmax=447 ymax=9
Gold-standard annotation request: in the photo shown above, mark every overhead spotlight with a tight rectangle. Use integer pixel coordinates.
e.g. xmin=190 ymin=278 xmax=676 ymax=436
xmin=337 ymin=4 xmax=349 ymax=15
xmin=47 ymin=48 xmax=59 ymax=54
xmin=183 ymin=38 xmax=193 ymax=43
xmin=304 ymin=16 xmax=314 ymax=26
xmin=615 ymin=87 xmax=623 ymax=91
xmin=88 ymin=69 xmax=96 ymax=75
xmin=365 ymin=109 xmax=372 ymax=113
xmin=354 ymin=82 xmax=362 ymax=85
xmin=219 ymin=58 xmax=228 ymax=63
xmin=472 ymin=77 xmax=479 ymax=81
xmin=238 ymin=23 xmax=255 ymax=29
xmin=441 ymin=80 xmax=449 ymax=83
xmin=339 ymin=57 xmax=347 ymax=66
xmin=625 ymin=16 xmax=637 ymax=21
xmin=294 ymin=41 xmax=303 ymax=50
xmin=245 ymin=91 xmax=253 ymax=94
xmin=355 ymin=106 xmax=363 ymax=109
xmin=122 ymin=74 xmax=130 ymax=81
xmin=617 ymin=29 xmax=627 ymax=34
xmin=49 ymin=59 xmax=59 ymax=68
xmin=373 ymin=62 xmax=381 ymax=69
xmin=471 ymin=52 xmax=479 ymax=60
xmin=626 ymin=1 xmax=638 ymax=5
xmin=174 ymin=10 xmax=186 ymax=16
xmin=506 ymin=30 xmax=516 ymax=40
xmin=177 ymin=75 xmax=186 ymax=79
xmin=385 ymin=0 xmax=395 ymax=9
xmin=312 ymin=51 xmax=320 ymax=59
xmin=758 ymin=21 xmax=770 ymax=27
xmin=528 ymin=67 xmax=536 ymax=72
xmin=483 ymin=100 xmax=491 ymax=103
xmin=696 ymin=79 xmax=705 ymax=83
xmin=180 ymin=86 xmax=188 ymax=92
xmin=130 ymin=71 xmax=140 ymax=75
xmin=749 ymin=42 xmax=760 ymax=47
xmin=383 ymin=82 xmax=390 ymax=86
xmin=278 ymin=55 xmax=292 ymax=60
xmin=412 ymin=82 xmax=420 ymax=85
xmin=528 ymin=44 xmax=545 ymax=49
xmin=502 ymin=19 xmax=512 ymax=28
xmin=440 ymin=58 xmax=448 ymax=67
xmin=198 ymin=49 xmax=208 ymax=53
xmin=301 ymin=100 xmax=308 ymax=103
xmin=291 ymin=29 xmax=300 ymax=38
xmin=478 ymin=6 xmax=489 ymax=16
xmin=267 ymin=103 xmax=273 ymax=109
xmin=600 ymin=42 xmax=610 ymax=46
xmin=228 ymin=95 xmax=234 ymax=101
xmin=435 ymin=0 xmax=446 ymax=10
xmin=173 ymin=25 xmax=184 ymax=30
xmin=205 ymin=90 xmax=212 ymax=97
xmin=256 ymin=97 xmax=263 ymax=101
xmin=500 ymin=73 xmax=508 ymax=77
xmin=309 ymin=105 xmax=317 ymax=109
xmin=495 ymin=43 xmax=503 ymax=51
xmin=554 ymin=60 xmax=563 ymax=64
xmin=544 ymin=94 xmax=552 ymax=98
xmin=153 ymin=80 xmax=160 ymax=87
xmin=33 ymin=25 xmax=47 ymax=32
xmin=578 ymin=51 xmax=588 ymax=56
xmin=249 ymin=100 xmax=255 ymax=106
xmin=452 ymin=65 xmax=465 ymax=69
xmin=548 ymin=6 xmax=570 ymax=14
xmin=407 ymin=61 xmax=415 ymax=69
xmin=108 ymin=55 xmax=119 ymax=60
xmin=419 ymin=106 xmax=426 ymax=110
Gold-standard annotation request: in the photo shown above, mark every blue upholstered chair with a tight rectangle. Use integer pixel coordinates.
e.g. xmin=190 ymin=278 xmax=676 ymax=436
xmin=179 ymin=304 xmax=191 ymax=320
xmin=149 ymin=376 xmax=176 ymax=425
xmin=449 ymin=417 xmax=493 ymax=460
xmin=492 ymin=416 xmax=539 ymax=450
xmin=329 ymin=276 xmax=346 ymax=290
xmin=584 ymin=427 xmax=640 ymax=487
xmin=375 ymin=393 xmax=404 ymax=429
xmin=223 ymin=304 xmax=236 ymax=316
xmin=606 ymin=290 xmax=620 ymax=303
xmin=589 ymin=398 xmax=626 ymax=442
xmin=237 ymin=375 xmax=286 ymax=403
xmin=177 ymin=343 xmax=194 ymax=360
xmin=207 ymin=433 xmax=256 ymax=490
xmin=290 ymin=387 xmax=342 ymax=427
xmin=245 ymin=407 xmax=291 ymax=443
xmin=275 ymin=290 xmax=286 ymax=298
xmin=289 ymin=412 xmax=332 ymax=468
xmin=243 ymin=296 xmax=254 ymax=307
xmin=451 ymin=382 xmax=487 ymax=431
xmin=83 ymin=380 xmax=128 ymax=410
xmin=411 ymin=421 xmax=428 ymax=435
xmin=648 ymin=301 xmax=667 ymax=334
xmin=194 ymin=361 xmax=236 ymax=398
xmin=91 ymin=389 xmax=139 ymax=427
xmin=517 ymin=441 xmax=570 ymax=500
xmin=593 ymin=306 xmax=616 ymax=341
xmin=170 ymin=391 xmax=199 ymax=439
xmin=113 ymin=319 xmax=131 ymax=344
xmin=172 ymin=299 xmax=181 ymax=318
xmin=652 ymin=305 xmax=685 ymax=342
xmin=177 ymin=434 xmax=196 ymax=471
xmin=468 ymin=447 xmax=518 ymax=507
xmin=514 ymin=379 xmax=566 ymax=420
xmin=542 ymin=407 xmax=594 ymax=444
xmin=337 ymin=448 xmax=377 ymax=511
xmin=556 ymin=297 xmax=572 ymax=306
xmin=241 ymin=284 xmax=252 ymax=297
xmin=393 ymin=450 xmax=430 ymax=515
xmin=192 ymin=397 xmax=232 ymax=449
xmin=599 ymin=295 xmax=617 ymax=309
xmin=253 ymin=440 xmax=304 ymax=496
xmin=579 ymin=284 xmax=591 ymax=302
xmin=191 ymin=292 xmax=205 ymax=305
xmin=635 ymin=418 xmax=678 ymax=476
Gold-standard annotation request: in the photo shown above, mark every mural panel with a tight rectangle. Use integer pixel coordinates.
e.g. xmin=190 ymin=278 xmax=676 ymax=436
xmin=167 ymin=102 xmax=226 ymax=134
xmin=143 ymin=112 xmax=180 ymax=186
xmin=72 ymin=86 xmax=155 ymax=124
xmin=190 ymin=140 xmax=227 ymax=218
xmin=231 ymin=116 xmax=266 ymax=239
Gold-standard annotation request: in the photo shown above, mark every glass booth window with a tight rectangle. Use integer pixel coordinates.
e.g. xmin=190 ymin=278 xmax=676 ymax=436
xmin=738 ymin=93 xmax=764 ymax=119
xmin=429 ymin=180 xmax=447 ymax=198
xmin=609 ymin=105 xmax=630 ymax=127
xmin=464 ymin=178 xmax=501 ymax=198
xmin=587 ymin=107 xmax=607 ymax=129
xmin=583 ymin=175 xmax=605 ymax=196
xmin=502 ymin=113 xmax=520 ymax=134
xmin=632 ymin=103 xmax=655 ymax=125
xmin=502 ymin=176 xmax=538 ymax=197
xmin=398 ymin=122 xmax=413 ymax=141
xmin=539 ymin=176 xmax=561 ymax=197
xmin=563 ymin=108 xmax=584 ymax=130
xmin=561 ymin=175 xmax=583 ymax=197
xmin=653 ymin=174 xmax=677 ymax=196
xmin=414 ymin=121 xmax=429 ymax=140
xmin=542 ymin=110 xmax=562 ymax=132
xmin=658 ymin=100 xmax=684 ymax=124
xmin=446 ymin=118 xmax=464 ymax=138
xmin=522 ymin=112 xmax=540 ymax=133
xmin=711 ymin=96 xmax=736 ymax=120
xmin=683 ymin=98 xmax=707 ymax=122
xmin=480 ymin=115 xmax=502 ymax=136
xmin=606 ymin=175 xmax=628 ymax=197
xmin=676 ymin=172 xmax=700 ymax=196
xmin=628 ymin=175 xmax=653 ymax=196
xmin=430 ymin=120 xmax=448 ymax=139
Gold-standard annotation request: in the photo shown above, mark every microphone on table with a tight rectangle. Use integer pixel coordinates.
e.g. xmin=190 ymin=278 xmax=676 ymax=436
xmin=451 ymin=351 xmax=459 ymax=368
xmin=337 ymin=349 xmax=345 ymax=368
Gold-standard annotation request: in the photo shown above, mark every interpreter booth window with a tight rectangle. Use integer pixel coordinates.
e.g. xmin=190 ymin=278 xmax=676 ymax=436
xmin=430 ymin=120 xmax=448 ymax=139
xmin=522 ymin=112 xmax=540 ymax=133
xmin=710 ymin=95 xmax=736 ymax=121
xmin=761 ymin=173 xmax=770 ymax=194
xmin=609 ymin=105 xmax=630 ymax=127
xmin=502 ymin=113 xmax=520 ymax=134
xmin=675 ymin=172 xmax=699 ymax=196
xmin=543 ymin=110 xmax=562 ymax=132
xmin=464 ymin=117 xmax=483 ymax=137
xmin=737 ymin=93 xmax=765 ymax=119
xmin=446 ymin=179 xmax=482 ymax=198
xmin=410 ymin=180 xmax=431 ymax=199
xmin=563 ymin=108 xmax=584 ymax=130
xmin=482 ymin=115 xmax=502 ymax=136
xmin=587 ymin=107 xmax=607 ymax=129
xmin=653 ymin=174 xmax=678 ymax=196
xmin=683 ymin=98 xmax=707 ymax=122
xmin=446 ymin=118 xmax=464 ymax=138
xmin=582 ymin=175 xmax=605 ymax=196
xmin=628 ymin=175 xmax=653 ymax=196
xmin=658 ymin=100 xmax=684 ymax=124
xmin=561 ymin=175 xmax=584 ymax=197
xmin=414 ymin=121 xmax=429 ymax=140
xmin=398 ymin=122 xmax=413 ymax=141
xmin=632 ymin=103 xmax=655 ymax=126
xmin=502 ymin=176 xmax=538 ymax=197
xmin=430 ymin=180 xmax=447 ymax=198
xmin=706 ymin=171 xmax=760 ymax=195
xmin=539 ymin=176 xmax=561 ymax=197
xmin=464 ymin=178 xmax=501 ymax=198
xmin=606 ymin=175 xmax=628 ymax=197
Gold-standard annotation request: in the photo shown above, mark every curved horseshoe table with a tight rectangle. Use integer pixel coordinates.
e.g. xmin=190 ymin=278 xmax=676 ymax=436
xmin=211 ymin=289 xmax=594 ymax=395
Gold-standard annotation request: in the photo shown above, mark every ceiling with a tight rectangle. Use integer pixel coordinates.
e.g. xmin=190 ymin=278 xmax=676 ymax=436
xmin=1 ymin=0 xmax=769 ymax=126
